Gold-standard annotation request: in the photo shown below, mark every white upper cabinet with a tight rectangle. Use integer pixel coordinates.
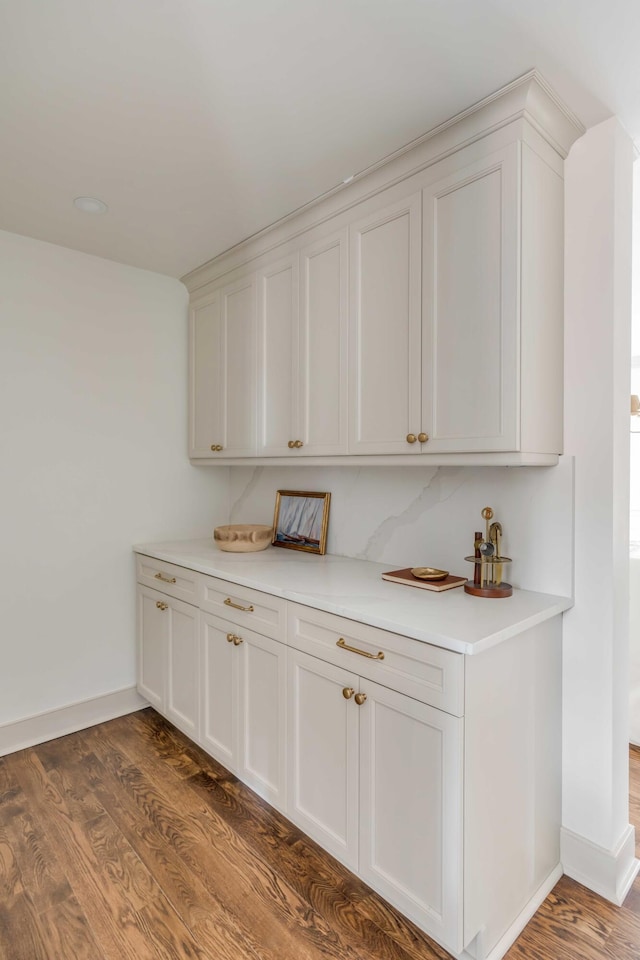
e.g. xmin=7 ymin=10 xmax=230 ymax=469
xmin=185 ymin=73 xmax=583 ymax=465
xmin=349 ymin=191 xmax=422 ymax=455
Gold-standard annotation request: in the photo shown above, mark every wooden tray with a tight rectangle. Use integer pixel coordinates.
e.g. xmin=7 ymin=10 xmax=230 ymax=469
xmin=382 ymin=568 xmax=466 ymax=592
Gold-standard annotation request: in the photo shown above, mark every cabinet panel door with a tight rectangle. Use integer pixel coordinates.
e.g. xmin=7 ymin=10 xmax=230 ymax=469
xmin=189 ymin=292 xmax=224 ymax=458
xmin=238 ymin=631 xmax=287 ymax=810
xmin=422 ymin=145 xmax=518 ymax=452
xmin=358 ymin=680 xmax=463 ymax=952
xmin=257 ymin=255 xmax=299 ymax=456
xmin=137 ymin=586 xmax=168 ymax=711
xmin=201 ymin=613 xmax=237 ymax=772
xmin=287 ymin=648 xmax=359 ymax=869
xmin=219 ymin=275 xmax=258 ymax=457
xmin=166 ymin=597 xmax=199 ymax=741
xmin=349 ymin=192 xmax=422 ymax=454
xmin=299 ymin=228 xmax=348 ymax=455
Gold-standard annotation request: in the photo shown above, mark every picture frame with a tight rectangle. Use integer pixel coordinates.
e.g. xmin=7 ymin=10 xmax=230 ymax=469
xmin=272 ymin=490 xmax=331 ymax=555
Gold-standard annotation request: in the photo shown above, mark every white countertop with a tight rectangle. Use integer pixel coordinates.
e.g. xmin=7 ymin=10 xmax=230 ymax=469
xmin=133 ymin=539 xmax=572 ymax=655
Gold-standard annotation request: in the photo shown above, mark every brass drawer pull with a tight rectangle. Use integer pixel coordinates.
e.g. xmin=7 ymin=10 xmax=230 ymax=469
xmin=224 ymin=597 xmax=254 ymax=613
xmin=336 ymin=638 xmax=384 ymax=661
xmin=154 ymin=572 xmax=177 ymax=584
xmin=156 ymin=601 xmax=168 ymax=611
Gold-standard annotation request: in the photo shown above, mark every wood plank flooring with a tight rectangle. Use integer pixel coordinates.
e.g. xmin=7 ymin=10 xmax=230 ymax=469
xmin=0 ymin=711 xmax=639 ymax=960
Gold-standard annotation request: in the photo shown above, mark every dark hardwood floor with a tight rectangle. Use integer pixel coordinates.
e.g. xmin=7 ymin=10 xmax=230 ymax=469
xmin=1 ymin=710 xmax=639 ymax=959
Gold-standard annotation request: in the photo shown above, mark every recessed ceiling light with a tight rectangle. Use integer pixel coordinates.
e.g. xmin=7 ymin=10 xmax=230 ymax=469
xmin=73 ymin=196 xmax=108 ymax=214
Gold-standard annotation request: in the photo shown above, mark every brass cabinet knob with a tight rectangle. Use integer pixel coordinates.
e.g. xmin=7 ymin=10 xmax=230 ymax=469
xmin=417 ymin=432 xmax=428 ymax=443
xmin=233 ymin=636 xmax=243 ymax=646
xmin=294 ymin=440 xmax=304 ymax=448
xmin=342 ymin=687 xmax=355 ymax=700
xmin=226 ymin=633 xmax=236 ymax=643
xmin=288 ymin=440 xmax=295 ymax=449
xmin=210 ymin=444 xmax=224 ymax=452
xmin=406 ymin=433 xmax=417 ymax=444
xmin=156 ymin=601 xmax=168 ymax=611
xmin=354 ymin=693 xmax=367 ymax=706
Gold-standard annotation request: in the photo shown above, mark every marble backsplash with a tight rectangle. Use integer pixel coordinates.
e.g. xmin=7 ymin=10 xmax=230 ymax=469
xmin=226 ymin=457 xmax=574 ymax=597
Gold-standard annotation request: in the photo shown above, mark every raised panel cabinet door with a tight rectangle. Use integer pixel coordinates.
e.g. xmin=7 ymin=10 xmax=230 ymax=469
xmin=137 ymin=585 xmax=168 ymax=711
xmin=422 ymin=145 xmax=519 ymax=453
xmin=219 ymin=274 xmax=258 ymax=457
xmin=200 ymin=613 xmax=238 ymax=773
xmin=287 ymin=648 xmax=359 ymax=869
xmin=349 ymin=191 xmax=422 ymax=454
xmin=165 ymin=596 xmax=200 ymax=741
xmin=189 ymin=291 xmax=224 ymax=458
xmin=358 ymin=679 xmax=463 ymax=954
xmin=257 ymin=255 xmax=299 ymax=456
xmin=237 ymin=630 xmax=287 ymax=811
xmin=298 ymin=228 xmax=348 ymax=455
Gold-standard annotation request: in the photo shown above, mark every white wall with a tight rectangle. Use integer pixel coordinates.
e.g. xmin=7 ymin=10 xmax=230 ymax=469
xmin=0 ymin=230 xmax=227 ymax=726
xmin=561 ymin=118 xmax=638 ymax=903
xmin=228 ymin=459 xmax=574 ymax=596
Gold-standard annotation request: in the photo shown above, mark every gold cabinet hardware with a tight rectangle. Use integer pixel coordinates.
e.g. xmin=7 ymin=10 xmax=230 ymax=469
xmin=354 ymin=693 xmax=367 ymax=706
xmin=156 ymin=601 xmax=168 ymax=611
xmin=288 ymin=440 xmax=295 ymax=449
xmin=233 ymin=636 xmax=243 ymax=646
xmin=210 ymin=444 xmax=224 ymax=452
xmin=226 ymin=632 xmax=243 ymax=645
xmin=406 ymin=433 xmax=417 ymax=444
xmin=226 ymin=633 xmax=237 ymax=643
xmin=294 ymin=440 xmax=303 ymax=448
xmin=417 ymin=432 xmax=429 ymax=443
xmin=336 ymin=638 xmax=384 ymax=661
xmin=342 ymin=687 xmax=355 ymax=700
xmin=224 ymin=597 xmax=254 ymax=612
xmin=154 ymin=572 xmax=176 ymax=584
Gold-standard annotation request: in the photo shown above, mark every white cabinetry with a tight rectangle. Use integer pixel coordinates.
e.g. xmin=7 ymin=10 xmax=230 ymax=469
xmin=185 ymin=73 xmax=582 ymax=466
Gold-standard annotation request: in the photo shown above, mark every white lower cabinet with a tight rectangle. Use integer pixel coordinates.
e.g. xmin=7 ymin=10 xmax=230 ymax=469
xmin=287 ymin=647 xmax=462 ymax=952
xmin=136 ymin=584 xmax=199 ymax=741
xmin=200 ymin=611 xmax=287 ymax=811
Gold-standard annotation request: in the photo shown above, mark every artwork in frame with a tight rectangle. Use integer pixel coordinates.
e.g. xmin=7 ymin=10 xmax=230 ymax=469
xmin=272 ymin=490 xmax=331 ymax=555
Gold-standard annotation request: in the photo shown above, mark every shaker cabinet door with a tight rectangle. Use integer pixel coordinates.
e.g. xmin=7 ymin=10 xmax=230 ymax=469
xmin=189 ymin=291 xmax=224 ymax=459
xmin=257 ymin=254 xmax=299 ymax=456
xmin=422 ymin=145 xmax=519 ymax=453
xmin=349 ymin=191 xmax=422 ymax=455
xmin=358 ymin=679 xmax=463 ymax=953
xmin=137 ymin=585 xmax=168 ymax=711
xmin=165 ymin=595 xmax=199 ymax=741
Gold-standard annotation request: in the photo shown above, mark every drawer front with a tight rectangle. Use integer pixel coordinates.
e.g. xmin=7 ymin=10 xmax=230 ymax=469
xmin=136 ymin=555 xmax=199 ymax=604
xmin=199 ymin=575 xmax=286 ymax=641
xmin=287 ymin=604 xmax=464 ymax=717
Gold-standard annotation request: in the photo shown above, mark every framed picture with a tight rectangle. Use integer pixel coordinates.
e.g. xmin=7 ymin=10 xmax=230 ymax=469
xmin=272 ymin=490 xmax=331 ymax=555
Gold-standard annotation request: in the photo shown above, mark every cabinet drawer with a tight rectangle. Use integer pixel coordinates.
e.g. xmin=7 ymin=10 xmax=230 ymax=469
xmin=199 ymin=575 xmax=286 ymax=641
xmin=287 ymin=604 xmax=464 ymax=717
xmin=136 ymin=555 xmax=199 ymax=605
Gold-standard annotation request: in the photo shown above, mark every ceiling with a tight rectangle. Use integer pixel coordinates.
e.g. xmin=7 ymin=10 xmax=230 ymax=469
xmin=1 ymin=0 xmax=639 ymax=279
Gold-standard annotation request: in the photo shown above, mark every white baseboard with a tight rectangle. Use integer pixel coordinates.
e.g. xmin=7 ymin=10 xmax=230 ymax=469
xmin=0 ymin=686 xmax=149 ymax=758
xmin=561 ymin=824 xmax=640 ymax=905
xmin=459 ymin=864 xmax=563 ymax=960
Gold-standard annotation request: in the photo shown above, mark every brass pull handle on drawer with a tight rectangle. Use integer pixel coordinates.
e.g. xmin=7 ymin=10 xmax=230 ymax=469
xmin=154 ymin=572 xmax=177 ymax=584
xmin=156 ymin=601 xmax=168 ymax=611
xmin=336 ymin=638 xmax=384 ymax=661
xmin=224 ymin=598 xmax=254 ymax=613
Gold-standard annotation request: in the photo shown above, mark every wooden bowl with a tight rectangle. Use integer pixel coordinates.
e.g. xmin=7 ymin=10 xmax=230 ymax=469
xmin=214 ymin=524 xmax=273 ymax=553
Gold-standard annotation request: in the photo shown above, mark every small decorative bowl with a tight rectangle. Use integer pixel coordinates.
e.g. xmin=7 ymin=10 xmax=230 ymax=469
xmin=410 ymin=567 xmax=449 ymax=581
xmin=214 ymin=524 xmax=273 ymax=553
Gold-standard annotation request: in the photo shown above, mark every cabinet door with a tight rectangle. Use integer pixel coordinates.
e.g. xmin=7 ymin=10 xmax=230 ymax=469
xmin=218 ymin=274 xmax=258 ymax=457
xmin=137 ymin=585 xmax=168 ymax=711
xmin=165 ymin=596 xmax=200 ymax=741
xmin=287 ymin=648 xmax=359 ymax=869
xmin=201 ymin=613 xmax=238 ymax=772
xmin=358 ymin=679 xmax=463 ymax=953
xmin=422 ymin=145 xmax=518 ymax=453
xmin=349 ymin=191 xmax=422 ymax=454
xmin=189 ymin=291 xmax=224 ymax=458
xmin=257 ymin=255 xmax=299 ymax=456
xmin=298 ymin=228 xmax=348 ymax=455
xmin=237 ymin=630 xmax=287 ymax=811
